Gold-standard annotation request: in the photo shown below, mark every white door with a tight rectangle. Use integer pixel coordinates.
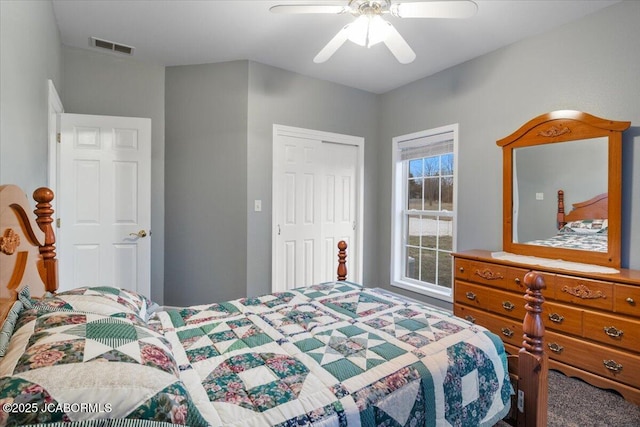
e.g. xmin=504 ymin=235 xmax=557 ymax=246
xmin=58 ymin=113 xmax=151 ymax=297
xmin=272 ymin=125 xmax=363 ymax=291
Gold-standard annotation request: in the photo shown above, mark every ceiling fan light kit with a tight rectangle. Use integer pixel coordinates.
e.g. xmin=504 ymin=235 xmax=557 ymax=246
xmin=270 ymin=0 xmax=478 ymax=64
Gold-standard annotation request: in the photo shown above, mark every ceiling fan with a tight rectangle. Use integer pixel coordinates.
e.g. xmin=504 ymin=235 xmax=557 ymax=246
xmin=270 ymin=0 xmax=478 ymax=64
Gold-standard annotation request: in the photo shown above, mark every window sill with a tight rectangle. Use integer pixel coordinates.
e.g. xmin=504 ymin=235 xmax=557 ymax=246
xmin=390 ymin=280 xmax=453 ymax=303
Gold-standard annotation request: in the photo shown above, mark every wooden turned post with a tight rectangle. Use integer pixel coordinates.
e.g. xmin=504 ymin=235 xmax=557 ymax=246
xmin=518 ymin=271 xmax=548 ymax=427
xmin=557 ymin=189 xmax=565 ymax=229
xmin=337 ymin=240 xmax=347 ymax=281
xmin=33 ymin=187 xmax=58 ymax=293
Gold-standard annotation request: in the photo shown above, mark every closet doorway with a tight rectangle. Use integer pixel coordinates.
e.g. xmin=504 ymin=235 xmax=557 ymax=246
xmin=272 ymin=125 xmax=363 ymax=291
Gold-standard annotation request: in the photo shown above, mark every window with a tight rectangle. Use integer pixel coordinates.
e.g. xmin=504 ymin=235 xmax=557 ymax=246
xmin=391 ymin=124 xmax=457 ymax=301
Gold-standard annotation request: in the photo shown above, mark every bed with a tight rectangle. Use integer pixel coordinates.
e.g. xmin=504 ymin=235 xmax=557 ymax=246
xmin=525 ymin=190 xmax=608 ymax=252
xmin=0 ymin=184 xmax=548 ymax=426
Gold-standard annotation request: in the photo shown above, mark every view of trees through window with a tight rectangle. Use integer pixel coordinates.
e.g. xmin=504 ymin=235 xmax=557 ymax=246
xmin=405 ymin=153 xmax=454 ymax=288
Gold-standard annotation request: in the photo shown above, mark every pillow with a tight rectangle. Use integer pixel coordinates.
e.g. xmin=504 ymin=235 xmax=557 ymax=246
xmin=0 ymin=300 xmax=23 ymax=357
xmin=35 ymin=287 xmax=157 ymax=322
xmin=559 ymin=219 xmax=608 ymax=235
xmin=0 ymin=309 xmax=207 ymax=425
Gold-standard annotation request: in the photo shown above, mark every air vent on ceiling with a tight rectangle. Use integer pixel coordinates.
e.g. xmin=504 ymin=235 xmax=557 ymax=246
xmin=90 ymin=37 xmax=135 ymax=56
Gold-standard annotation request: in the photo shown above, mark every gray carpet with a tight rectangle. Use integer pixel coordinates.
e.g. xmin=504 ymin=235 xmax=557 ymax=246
xmin=495 ymin=370 xmax=640 ymax=426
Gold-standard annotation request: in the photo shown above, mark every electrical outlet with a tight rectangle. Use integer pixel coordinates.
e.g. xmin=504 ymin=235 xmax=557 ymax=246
xmin=536 ymin=192 xmax=544 ymax=200
xmin=254 ymin=200 xmax=262 ymax=212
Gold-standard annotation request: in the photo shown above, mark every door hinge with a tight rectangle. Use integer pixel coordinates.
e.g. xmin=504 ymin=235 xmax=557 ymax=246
xmin=56 ymin=133 xmax=61 ymax=143
xmin=56 ymin=218 xmax=61 ymax=228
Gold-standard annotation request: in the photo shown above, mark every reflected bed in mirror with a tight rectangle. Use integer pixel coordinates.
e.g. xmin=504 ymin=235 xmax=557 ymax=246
xmin=497 ymin=110 xmax=630 ymax=268
xmin=524 ymin=190 xmax=608 ymax=252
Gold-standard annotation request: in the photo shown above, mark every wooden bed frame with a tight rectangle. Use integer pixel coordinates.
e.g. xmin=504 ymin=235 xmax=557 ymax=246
xmin=557 ymin=190 xmax=608 ymax=229
xmin=1 ymin=184 xmax=547 ymax=427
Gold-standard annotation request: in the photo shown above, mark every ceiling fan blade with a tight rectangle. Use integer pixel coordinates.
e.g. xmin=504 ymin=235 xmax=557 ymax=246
xmin=314 ymin=26 xmax=350 ymax=63
xmin=391 ymin=0 xmax=478 ymax=19
xmin=382 ymin=22 xmax=416 ymax=64
xmin=269 ymin=4 xmax=348 ymax=14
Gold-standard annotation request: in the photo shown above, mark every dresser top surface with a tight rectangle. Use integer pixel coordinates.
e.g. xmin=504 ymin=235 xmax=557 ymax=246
xmin=453 ymin=249 xmax=640 ymax=286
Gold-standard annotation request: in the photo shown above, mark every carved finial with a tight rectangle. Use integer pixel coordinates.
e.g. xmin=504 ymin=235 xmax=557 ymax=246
xmin=557 ymin=189 xmax=565 ymax=229
xmin=522 ymin=271 xmax=546 ymax=356
xmin=33 ymin=187 xmax=58 ymax=292
xmin=337 ymin=240 xmax=347 ymax=281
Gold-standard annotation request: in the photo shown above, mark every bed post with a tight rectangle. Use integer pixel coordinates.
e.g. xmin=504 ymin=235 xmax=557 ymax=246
xmin=33 ymin=187 xmax=58 ymax=293
xmin=557 ymin=189 xmax=565 ymax=229
xmin=518 ymin=271 xmax=548 ymax=427
xmin=337 ymin=240 xmax=347 ymax=281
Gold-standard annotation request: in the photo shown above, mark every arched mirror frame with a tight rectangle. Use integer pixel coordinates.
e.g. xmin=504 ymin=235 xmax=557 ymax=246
xmin=497 ymin=110 xmax=630 ymax=268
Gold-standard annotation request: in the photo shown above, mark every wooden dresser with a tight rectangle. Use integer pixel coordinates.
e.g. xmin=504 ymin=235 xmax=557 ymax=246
xmin=453 ymin=249 xmax=640 ymax=405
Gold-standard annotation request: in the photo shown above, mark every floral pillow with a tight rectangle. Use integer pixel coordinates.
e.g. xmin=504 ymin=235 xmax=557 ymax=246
xmin=559 ymin=219 xmax=608 ymax=235
xmin=33 ymin=287 xmax=159 ymax=322
xmin=0 ymin=309 xmax=206 ymax=425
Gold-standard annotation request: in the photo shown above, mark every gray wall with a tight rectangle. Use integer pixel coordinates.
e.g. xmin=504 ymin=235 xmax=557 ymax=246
xmin=246 ymin=61 xmax=379 ymax=297
xmin=61 ymin=46 xmax=166 ymax=304
xmin=164 ymin=61 xmax=378 ymax=305
xmin=378 ymin=0 xmax=640 ymax=308
xmin=0 ymin=0 xmax=62 ymax=193
xmin=164 ymin=61 xmax=249 ymax=306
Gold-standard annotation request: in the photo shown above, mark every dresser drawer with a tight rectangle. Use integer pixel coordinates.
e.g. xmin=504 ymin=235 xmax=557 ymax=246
xmin=583 ymin=311 xmax=640 ymax=352
xmin=614 ymin=283 xmax=640 ymax=317
xmin=545 ymin=330 xmax=640 ymax=389
xmin=505 ymin=267 xmax=555 ymax=293
xmin=543 ymin=300 xmax=583 ymax=336
xmin=455 ymin=281 xmax=493 ymax=310
xmin=487 ymin=288 xmax=527 ymax=320
xmin=554 ymin=275 xmax=613 ymax=311
xmin=453 ymin=305 xmax=524 ymax=348
xmin=467 ymin=261 xmax=508 ymax=287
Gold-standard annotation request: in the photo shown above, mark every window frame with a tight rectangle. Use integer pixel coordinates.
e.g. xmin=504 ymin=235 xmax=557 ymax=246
xmin=390 ymin=123 xmax=458 ymax=301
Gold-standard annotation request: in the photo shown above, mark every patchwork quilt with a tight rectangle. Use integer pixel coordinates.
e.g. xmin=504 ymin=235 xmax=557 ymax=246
xmin=156 ymin=282 xmax=512 ymax=426
xmin=0 ymin=282 xmax=512 ymax=426
xmin=526 ymin=233 xmax=607 ymax=252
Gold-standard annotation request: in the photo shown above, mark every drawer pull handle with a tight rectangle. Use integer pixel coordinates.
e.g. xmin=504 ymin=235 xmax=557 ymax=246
xmin=514 ymin=278 xmax=521 ymax=285
xmin=603 ymin=359 xmax=623 ymax=373
xmin=626 ymin=297 xmax=635 ymax=305
xmin=459 ymin=267 xmax=465 ymax=273
xmin=465 ymin=315 xmax=476 ymax=323
xmin=465 ymin=291 xmax=477 ymax=301
xmin=547 ymin=343 xmax=564 ymax=353
xmin=501 ymin=327 xmax=514 ymax=338
xmin=502 ymin=301 xmax=515 ymax=311
xmin=548 ymin=313 xmax=564 ymax=323
xmin=603 ymin=326 xmax=624 ymax=338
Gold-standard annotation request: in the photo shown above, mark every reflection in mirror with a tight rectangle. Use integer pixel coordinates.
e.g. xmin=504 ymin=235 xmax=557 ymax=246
xmin=513 ymin=137 xmax=608 ymax=250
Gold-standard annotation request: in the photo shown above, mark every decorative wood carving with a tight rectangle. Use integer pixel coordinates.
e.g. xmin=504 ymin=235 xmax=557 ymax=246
xmin=562 ymin=284 xmax=606 ymax=299
xmin=337 ymin=240 xmax=347 ymax=281
xmin=537 ymin=125 xmax=571 ymax=138
xmin=0 ymin=228 xmax=20 ymax=255
xmin=474 ymin=268 xmax=504 ymax=280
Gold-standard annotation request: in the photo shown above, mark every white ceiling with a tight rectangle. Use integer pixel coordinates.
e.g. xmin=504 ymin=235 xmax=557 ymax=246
xmin=52 ymin=0 xmax=620 ymax=94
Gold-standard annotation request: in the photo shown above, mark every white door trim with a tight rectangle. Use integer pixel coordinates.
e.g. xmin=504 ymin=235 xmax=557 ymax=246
xmin=47 ymin=80 xmax=64 ymax=214
xmin=272 ymin=124 xmax=364 ymax=287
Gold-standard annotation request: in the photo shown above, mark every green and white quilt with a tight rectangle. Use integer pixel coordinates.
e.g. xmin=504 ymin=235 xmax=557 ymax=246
xmin=157 ymin=282 xmax=512 ymax=426
xmin=1 ymin=282 xmax=512 ymax=426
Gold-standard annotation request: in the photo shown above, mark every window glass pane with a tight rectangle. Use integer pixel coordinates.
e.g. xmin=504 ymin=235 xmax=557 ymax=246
xmin=442 ymin=176 xmax=454 ymax=211
xmin=409 ymin=159 xmax=423 ymax=178
xmin=407 ymin=214 xmax=422 ymax=247
xmin=424 ymin=177 xmax=439 ymax=210
xmin=437 ymin=251 xmax=452 ymax=288
xmin=406 ymin=247 xmax=420 ymax=280
xmin=420 ymin=248 xmax=437 ymax=284
xmin=408 ymin=179 xmax=423 ymax=210
xmin=438 ymin=216 xmax=453 ymax=251
xmin=440 ymin=153 xmax=454 ymax=175
xmin=424 ymin=157 xmax=440 ymax=177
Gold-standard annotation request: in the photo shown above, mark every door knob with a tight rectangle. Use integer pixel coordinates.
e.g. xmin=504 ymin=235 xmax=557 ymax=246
xmin=129 ymin=230 xmax=148 ymax=238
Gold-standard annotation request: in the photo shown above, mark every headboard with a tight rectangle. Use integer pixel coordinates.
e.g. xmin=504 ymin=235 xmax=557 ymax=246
xmin=557 ymin=190 xmax=608 ymax=229
xmin=0 ymin=185 xmax=58 ymax=322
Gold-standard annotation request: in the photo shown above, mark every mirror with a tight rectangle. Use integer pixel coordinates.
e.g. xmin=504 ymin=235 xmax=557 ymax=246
xmin=497 ymin=110 xmax=630 ymax=268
